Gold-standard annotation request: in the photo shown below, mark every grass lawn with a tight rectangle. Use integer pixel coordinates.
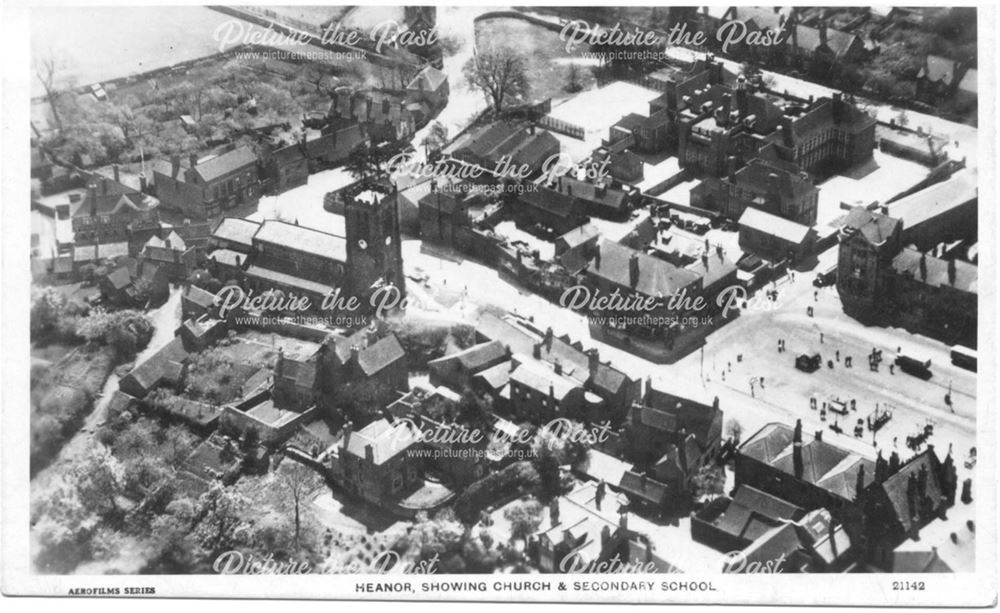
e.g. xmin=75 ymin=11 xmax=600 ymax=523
xmin=473 ymin=17 xmax=599 ymax=106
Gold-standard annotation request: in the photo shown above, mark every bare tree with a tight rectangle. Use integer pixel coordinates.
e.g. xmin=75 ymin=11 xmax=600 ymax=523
xmin=463 ymin=46 xmax=529 ymax=113
xmin=34 ymin=51 xmax=64 ymax=132
xmin=277 ymin=462 xmax=321 ymax=550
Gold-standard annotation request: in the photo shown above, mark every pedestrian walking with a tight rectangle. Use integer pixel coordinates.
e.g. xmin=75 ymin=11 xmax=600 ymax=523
xmin=836 ymin=350 xmax=840 ymax=362
xmin=814 ymin=290 xmax=818 ymax=301
xmin=820 ymin=332 xmax=824 ymax=343
xmin=889 ymin=364 xmax=895 ymax=374
xmin=760 ymin=377 xmax=765 ymax=388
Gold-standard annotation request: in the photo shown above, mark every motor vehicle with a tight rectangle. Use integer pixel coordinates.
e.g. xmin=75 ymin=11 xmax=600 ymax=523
xmin=828 ymin=399 xmax=849 ymax=415
xmin=950 ymin=345 xmax=977 ymax=372
xmin=796 ymin=353 xmax=822 ymax=373
xmin=813 ymin=265 xmax=837 ymax=287
xmin=896 ymin=353 xmax=933 ymax=379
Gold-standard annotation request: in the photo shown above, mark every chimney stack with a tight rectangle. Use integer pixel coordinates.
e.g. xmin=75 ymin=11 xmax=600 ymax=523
xmin=629 ymin=253 xmax=640 ymax=288
xmin=113 ymin=164 xmax=120 ymax=183
xmin=587 ymin=349 xmax=599 ymax=377
xmin=341 ymin=420 xmax=354 ymax=449
xmin=793 ymin=419 xmax=804 ymax=479
xmin=189 ymin=153 xmax=198 ymax=168
xmin=919 ymin=252 xmax=928 ymax=281
xmin=948 ymin=258 xmax=957 ymax=285
xmin=819 ymin=21 xmax=828 ymax=47
xmin=855 ymin=464 xmax=865 ymax=499
xmin=171 ymin=155 xmax=181 ymax=179
xmin=365 ymin=443 xmax=374 ymax=463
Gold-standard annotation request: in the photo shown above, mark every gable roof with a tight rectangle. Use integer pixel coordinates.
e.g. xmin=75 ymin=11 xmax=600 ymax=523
xmin=191 ymin=146 xmax=258 ymax=183
xmin=429 ymin=340 xmax=507 ymax=373
xmin=408 ymin=65 xmax=447 ymax=92
xmin=891 ymin=248 xmax=977 ymax=294
xmin=254 ymin=219 xmax=347 ymax=262
xmin=587 ymin=240 xmax=700 ymax=298
xmin=355 ymin=334 xmax=406 ymax=377
xmin=212 ymin=217 xmax=262 ymax=249
xmin=738 ymin=207 xmax=814 ymax=245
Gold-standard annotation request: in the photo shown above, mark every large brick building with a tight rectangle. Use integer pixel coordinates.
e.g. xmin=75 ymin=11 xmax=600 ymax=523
xmin=836 ymin=206 xmax=977 ymax=345
xmin=152 ymin=146 xmax=261 ymax=219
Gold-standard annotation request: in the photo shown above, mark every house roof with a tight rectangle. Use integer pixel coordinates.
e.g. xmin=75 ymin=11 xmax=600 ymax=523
xmin=636 ymin=386 xmax=722 ymax=446
xmin=840 ymin=206 xmax=901 ymax=246
xmin=887 ymin=171 xmax=977 ymax=230
xmin=557 ymin=223 xmax=600 ymax=251
xmin=474 ymin=313 xmax=539 ymax=356
xmin=473 ymin=361 xmax=513 ymax=391
xmin=254 ymin=219 xmax=346 ymax=262
xmin=891 ymin=248 xmax=977 ymax=294
xmin=731 ymin=157 xmax=817 ymax=202
xmin=144 ymin=230 xmax=186 ymax=252
xmin=509 ymin=359 xmax=580 ymax=401
xmin=738 ymin=207 xmax=813 ymax=245
xmin=105 ymin=266 xmax=133 ymax=290
xmin=555 ymin=177 xmax=630 ymax=213
xmin=343 ymin=418 xmax=420 ymax=464
xmin=408 ymin=65 xmax=447 ymax=92
xmin=122 ymin=337 xmax=188 ymax=394
xmin=277 ymin=354 xmax=318 ymax=389
xmin=356 ymin=334 xmax=406 ymax=377
xmin=212 ymin=217 xmax=262 ymax=249
xmin=740 ymin=422 xmax=876 ymax=502
xmin=518 ymin=186 xmax=581 ymax=220
xmin=957 ymin=68 xmax=977 ymax=94
xmin=183 ymin=285 xmax=217 ymax=309
xmin=429 ymin=340 xmax=507 ymax=373
xmin=244 ymin=264 xmax=337 ymax=296
xmin=618 ymin=470 xmax=669 ymax=504
xmin=587 ymin=240 xmax=700 ymax=298
xmin=191 ymin=146 xmax=258 ymax=183
xmin=877 ymin=449 xmax=944 ymax=534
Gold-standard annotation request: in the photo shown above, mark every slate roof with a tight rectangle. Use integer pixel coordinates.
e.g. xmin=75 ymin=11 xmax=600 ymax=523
xmin=429 ymin=340 xmax=507 ymax=373
xmin=191 ymin=146 xmax=258 ymax=183
xmin=740 ymin=422 xmax=876 ymax=501
xmin=587 ymin=240 xmax=700 ymax=298
xmin=212 ymin=217 xmax=262 ymax=249
xmin=518 ymin=186 xmax=582 ymax=220
xmin=244 ymin=265 xmax=337 ymax=296
xmin=887 ymin=171 xmax=977 ymax=230
xmin=840 ymin=206 xmax=901 ymax=246
xmin=891 ymin=248 xmax=977 ymax=294
xmin=474 ymin=313 xmax=537 ymax=355
xmin=618 ymin=470 xmax=669 ymax=505
xmin=343 ymin=418 xmax=420 ymax=464
xmin=473 ymin=361 xmax=513 ymax=391
xmin=878 ymin=449 xmax=944 ymax=534
xmin=635 ymin=386 xmax=722 ymax=446
xmin=254 ymin=219 xmax=347 ymax=262
xmin=183 ymin=285 xmax=218 ymax=310
xmin=555 ymin=177 xmax=630 ymax=214
xmin=407 ymin=65 xmax=447 ymax=92
xmin=105 ymin=266 xmax=133 ymax=290
xmin=122 ymin=337 xmax=189 ymax=394
xmin=739 ymin=207 xmax=813 ymax=245
xmin=509 ymin=359 xmax=580 ymax=401
xmin=557 ymin=223 xmax=600 ymax=251
xmin=356 ymin=334 xmax=406 ymax=377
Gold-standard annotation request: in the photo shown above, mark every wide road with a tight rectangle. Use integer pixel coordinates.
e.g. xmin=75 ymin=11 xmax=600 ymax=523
xmin=402 ymin=239 xmax=977 ymax=472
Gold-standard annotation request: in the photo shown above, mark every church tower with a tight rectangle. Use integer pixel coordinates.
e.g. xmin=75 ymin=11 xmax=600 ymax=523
xmin=344 ymin=183 xmax=405 ymax=309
